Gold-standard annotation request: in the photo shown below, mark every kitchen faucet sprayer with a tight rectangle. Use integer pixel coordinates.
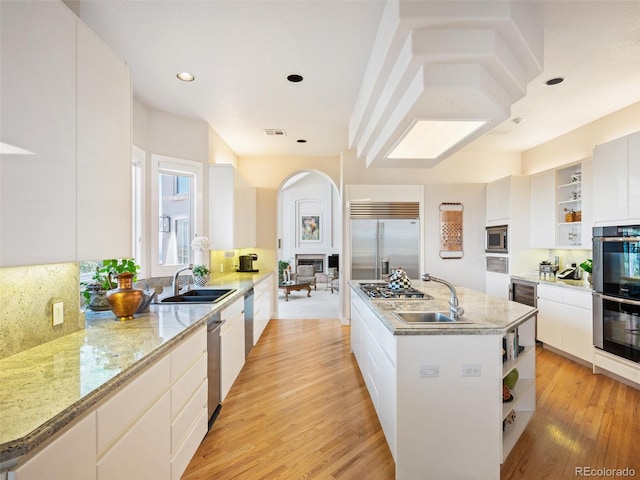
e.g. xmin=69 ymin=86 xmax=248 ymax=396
xmin=172 ymin=264 xmax=194 ymax=296
xmin=421 ymin=273 xmax=465 ymax=319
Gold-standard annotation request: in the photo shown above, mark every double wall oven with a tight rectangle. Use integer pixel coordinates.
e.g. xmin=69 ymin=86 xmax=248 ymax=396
xmin=593 ymin=225 xmax=640 ymax=363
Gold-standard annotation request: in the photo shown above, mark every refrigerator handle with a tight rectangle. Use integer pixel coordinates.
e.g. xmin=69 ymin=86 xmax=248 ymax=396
xmin=377 ymin=221 xmax=383 ymax=279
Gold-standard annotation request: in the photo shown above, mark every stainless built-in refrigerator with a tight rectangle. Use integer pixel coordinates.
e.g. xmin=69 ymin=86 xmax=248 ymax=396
xmin=350 ymin=202 xmax=420 ymax=280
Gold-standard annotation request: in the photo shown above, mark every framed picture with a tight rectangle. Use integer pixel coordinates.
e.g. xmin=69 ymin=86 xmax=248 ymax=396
xmin=301 ymin=215 xmax=320 ymax=242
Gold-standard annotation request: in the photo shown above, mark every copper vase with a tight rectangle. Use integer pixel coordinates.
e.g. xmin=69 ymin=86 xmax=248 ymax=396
xmin=106 ymin=272 xmax=144 ymax=320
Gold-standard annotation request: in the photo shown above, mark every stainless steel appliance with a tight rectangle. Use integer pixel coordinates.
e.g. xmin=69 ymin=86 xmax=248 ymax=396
xmin=244 ymin=288 xmax=254 ymax=358
xmin=486 ymin=256 xmax=508 ymax=274
xmin=207 ymin=315 xmax=222 ymax=428
xmin=238 ymin=253 xmax=258 ymax=272
xmin=359 ymin=282 xmax=430 ymax=299
xmin=593 ymin=224 xmax=640 ymax=363
xmin=350 ymin=202 xmax=420 ymax=280
xmin=485 ymin=225 xmax=508 ymax=253
xmin=509 ymin=278 xmax=537 ymax=308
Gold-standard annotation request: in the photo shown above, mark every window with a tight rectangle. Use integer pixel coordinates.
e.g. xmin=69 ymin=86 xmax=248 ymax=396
xmin=150 ymin=154 xmax=203 ymax=277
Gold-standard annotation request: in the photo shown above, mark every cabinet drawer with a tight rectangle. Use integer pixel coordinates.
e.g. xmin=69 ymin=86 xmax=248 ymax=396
xmin=171 ymin=353 xmax=207 ymax=419
xmin=537 ymin=284 xmax=562 ymax=302
xmin=171 ymin=326 xmax=206 ymax=382
xmin=97 ymin=355 xmax=170 ymax=453
xmin=171 ymin=380 xmax=207 ymax=452
xmin=220 ymin=298 xmax=244 ymax=334
xmin=562 ymin=289 xmax=592 ymax=309
xmin=170 ymin=407 xmax=208 ymax=480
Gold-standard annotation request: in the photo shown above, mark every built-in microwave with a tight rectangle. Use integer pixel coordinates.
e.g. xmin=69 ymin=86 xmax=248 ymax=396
xmin=485 ymin=225 xmax=508 ymax=253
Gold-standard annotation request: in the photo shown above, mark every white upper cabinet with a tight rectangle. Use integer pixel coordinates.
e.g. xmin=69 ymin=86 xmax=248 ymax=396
xmin=529 ymin=170 xmax=556 ymax=248
xmin=593 ymin=131 xmax=640 ymax=224
xmin=0 ymin=1 xmax=78 ymax=266
xmin=0 ymin=2 xmax=132 ymax=266
xmin=485 ymin=176 xmax=511 ymax=225
xmin=209 ymin=165 xmax=256 ymax=250
xmin=76 ymin=23 xmax=132 ymax=261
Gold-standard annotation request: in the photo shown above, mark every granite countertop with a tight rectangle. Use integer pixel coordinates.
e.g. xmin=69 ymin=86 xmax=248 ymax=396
xmin=0 ymin=271 xmax=272 ymax=464
xmin=510 ymin=273 xmax=593 ymax=291
xmin=350 ymin=280 xmax=537 ymax=336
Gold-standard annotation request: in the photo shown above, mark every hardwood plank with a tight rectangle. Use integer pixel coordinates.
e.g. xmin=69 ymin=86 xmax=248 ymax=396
xmin=182 ymin=321 xmax=640 ymax=480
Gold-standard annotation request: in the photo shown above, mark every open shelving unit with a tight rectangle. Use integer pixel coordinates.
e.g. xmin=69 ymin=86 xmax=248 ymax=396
xmin=556 ymin=163 xmax=583 ymax=248
xmin=501 ymin=315 xmax=536 ymax=463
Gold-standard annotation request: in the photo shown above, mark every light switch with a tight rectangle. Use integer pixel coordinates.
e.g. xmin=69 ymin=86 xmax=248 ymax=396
xmin=420 ymin=365 xmax=439 ymax=378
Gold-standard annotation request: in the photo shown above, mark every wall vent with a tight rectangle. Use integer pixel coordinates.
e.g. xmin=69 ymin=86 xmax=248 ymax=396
xmin=350 ymin=202 xmax=420 ymax=219
xmin=264 ymin=129 xmax=287 ymax=136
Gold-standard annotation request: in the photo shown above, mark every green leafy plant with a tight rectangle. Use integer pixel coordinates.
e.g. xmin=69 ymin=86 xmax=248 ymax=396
xmin=192 ymin=264 xmax=210 ymax=276
xmin=81 ymin=258 xmax=140 ymax=303
xmin=579 ymin=259 xmax=593 ymax=273
xmin=278 ymin=260 xmax=290 ymax=281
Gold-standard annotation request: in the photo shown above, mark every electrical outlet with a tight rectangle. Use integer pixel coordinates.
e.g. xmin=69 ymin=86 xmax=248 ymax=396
xmin=420 ymin=365 xmax=439 ymax=378
xmin=462 ymin=364 xmax=481 ymax=377
xmin=52 ymin=301 xmax=64 ymax=326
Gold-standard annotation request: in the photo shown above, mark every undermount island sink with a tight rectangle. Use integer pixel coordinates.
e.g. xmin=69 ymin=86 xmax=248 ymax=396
xmin=393 ymin=311 xmax=472 ymax=324
xmin=159 ymin=288 xmax=236 ymax=304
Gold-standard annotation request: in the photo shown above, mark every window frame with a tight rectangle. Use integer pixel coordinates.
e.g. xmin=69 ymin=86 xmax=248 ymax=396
xmin=150 ymin=154 xmax=203 ymax=278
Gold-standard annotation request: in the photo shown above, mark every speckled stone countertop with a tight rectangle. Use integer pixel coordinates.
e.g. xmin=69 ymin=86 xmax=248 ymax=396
xmin=0 ymin=271 xmax=272 ymax=464
xmin=350 ymin=280 xmax=537 ymax=336
xmin=510 ymin=273 xmax=593 ymax=292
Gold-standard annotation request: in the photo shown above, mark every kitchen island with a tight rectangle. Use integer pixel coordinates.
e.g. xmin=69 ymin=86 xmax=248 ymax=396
xmin=0 ymin=271 xmax=273 ymax=479
xmin=349 ymin=280 xmax=537 ymax=480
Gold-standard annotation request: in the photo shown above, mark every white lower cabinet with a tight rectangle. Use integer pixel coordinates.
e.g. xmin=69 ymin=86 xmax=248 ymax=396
xmin=8 ymin=413 xmax=97 ymax=480
xmin=253 ymin=274 xmax=273 ymax=344
xmin=537 ymin=284 xmax=593 ymax=363
xmin=8 ymin=326 xmax=207 ymax=480
xmin=220 ymin=297 xmax=246 ymax=401
xmin=486 ymin=271 xmax=510 ymax=299
xmin=97 ymin=392 xmax=171 ymax=480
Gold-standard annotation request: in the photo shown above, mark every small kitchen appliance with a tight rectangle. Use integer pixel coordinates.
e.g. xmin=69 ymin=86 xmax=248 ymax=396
xmin=238 ymin=254 xmax=258 ymax=272
xmin=485 ymin=225 xmax=508 ymax=253
xmin=557 ymin=263 xmax=580 ymax=280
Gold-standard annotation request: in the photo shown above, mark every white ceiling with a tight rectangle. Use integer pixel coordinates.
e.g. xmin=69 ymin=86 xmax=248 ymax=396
xmin=72 ymin=0 xmax=640 ymax=162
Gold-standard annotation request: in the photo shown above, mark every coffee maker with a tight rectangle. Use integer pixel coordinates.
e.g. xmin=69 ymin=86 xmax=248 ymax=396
xmin=238 ymin=254 xmax=258 ymax=272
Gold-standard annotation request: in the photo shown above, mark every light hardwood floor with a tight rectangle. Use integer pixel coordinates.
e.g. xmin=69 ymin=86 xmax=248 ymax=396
xmin=182 ymin=319 xmax=640 ymax=480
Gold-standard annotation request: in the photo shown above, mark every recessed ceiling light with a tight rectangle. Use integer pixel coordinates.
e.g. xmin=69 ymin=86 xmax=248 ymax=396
xmin=176 ymin=72 xmax=195 ymax=82
xmin=296 ymin=139 xmax=307 ymax=143
xmin=545 ymin=77 xmax=564 ymax=86
xmin=287 ymin=74 xmax=304 ymax=83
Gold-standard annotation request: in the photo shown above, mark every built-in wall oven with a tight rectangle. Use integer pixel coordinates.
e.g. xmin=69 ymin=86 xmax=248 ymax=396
xmin=592 ymin=225 xmax=640 ymax=363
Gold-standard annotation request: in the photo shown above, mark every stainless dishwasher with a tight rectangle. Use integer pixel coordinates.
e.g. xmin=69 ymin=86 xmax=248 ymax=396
xmin=207 ymin=314 xmax=222 ymax=429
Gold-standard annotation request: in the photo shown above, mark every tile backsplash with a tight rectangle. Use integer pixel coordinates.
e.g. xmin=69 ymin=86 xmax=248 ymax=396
xmin=0 ymin=263 xmax=82 ymax=359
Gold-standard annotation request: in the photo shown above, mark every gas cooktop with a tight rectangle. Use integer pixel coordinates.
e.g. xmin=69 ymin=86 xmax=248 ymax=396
xmin=360 ymin=282 xmax=427 ymax=299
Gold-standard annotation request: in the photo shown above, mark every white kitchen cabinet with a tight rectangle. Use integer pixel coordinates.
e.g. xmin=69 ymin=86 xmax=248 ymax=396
xmin=0 ymin=1 xmax=132 ymax=267
xmin=76 ymin=22 xmax=132 ymax=261
xmin=537 ymin=283 xmax=593 ymax=364
xmin=209 ymin=165 xmax=256 ymax=250
xmin=536 ymin=284 xmax=563 ymax=349
xmin=486 ymin=176 xmax=511 ymax=225
xmin=593 ymin=131 xmax=640 ymax=224
xmin=8 ymin=413 xmax=96 ymax=480
xmin=529 ymin=170 xmax=556 ymax=248
xmin=220 ymin=296 xmax=246 ymax=401
xmin=253 ymin=274 xmax=274 ymax=344
xmin=0 ymin=1 xmax=77 ymax=266
xmin=486 ymin=271 xmax=510 ymax=299
xmin=555 ymin=163 xmax=585 ymax=248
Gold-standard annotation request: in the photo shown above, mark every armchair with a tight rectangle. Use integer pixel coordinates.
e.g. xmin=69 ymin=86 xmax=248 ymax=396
xmin=294 ymin=265 xmax=317 ymax=290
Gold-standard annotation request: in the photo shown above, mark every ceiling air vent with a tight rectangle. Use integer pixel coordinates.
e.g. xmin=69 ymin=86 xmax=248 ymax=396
xmin=263 ymin=129 xmax=287 ymax=136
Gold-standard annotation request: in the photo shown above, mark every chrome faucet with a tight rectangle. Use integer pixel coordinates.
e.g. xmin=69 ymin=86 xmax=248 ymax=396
xmin=172 ymin=264 xmax=194 ymax=296
xmin=421 ymin=273 xmax=465 ymax=319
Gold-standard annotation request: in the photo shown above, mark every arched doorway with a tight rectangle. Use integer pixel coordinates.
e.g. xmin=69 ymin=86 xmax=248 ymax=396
xmin=276 ymin=170 xmax=341 ymax=319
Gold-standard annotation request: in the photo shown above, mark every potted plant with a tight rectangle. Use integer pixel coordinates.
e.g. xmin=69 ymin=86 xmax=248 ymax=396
xmin=278 ymin=260 xmax=290 ymax=283
xmin=579 ymin=259 xmax=593 ymax=286
xmin=192 ymin=264 xmax=210 ymax=287
xmin=82 ymin=259 xmax=140 ymax=310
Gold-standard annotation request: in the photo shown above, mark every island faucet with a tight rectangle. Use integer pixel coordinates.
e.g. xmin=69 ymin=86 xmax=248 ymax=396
xmin=421 ymin=273 xmax=465 ymax=319
xmin=172 ymin=264 xmax=194 ymax=296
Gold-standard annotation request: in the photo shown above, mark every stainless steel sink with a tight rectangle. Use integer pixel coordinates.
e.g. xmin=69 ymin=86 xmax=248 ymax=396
xmin=159 ymin=288 xmax=236 ymax=304
xmin=393 ymin=311 xmax=472 ymax=324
